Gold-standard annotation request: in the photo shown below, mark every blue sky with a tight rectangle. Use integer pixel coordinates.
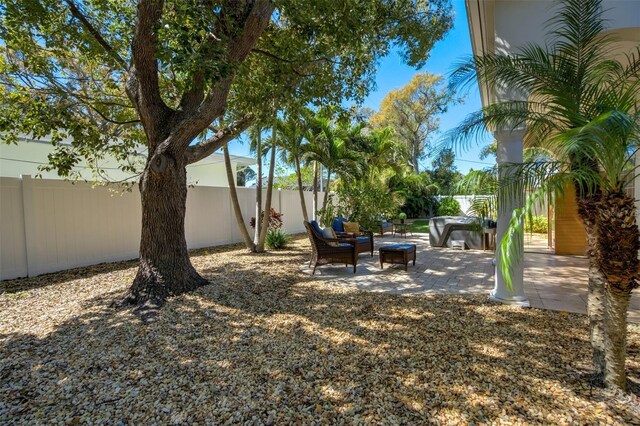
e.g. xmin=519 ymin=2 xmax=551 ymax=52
xmin=228 ymin=0 xmax=494 ymax=174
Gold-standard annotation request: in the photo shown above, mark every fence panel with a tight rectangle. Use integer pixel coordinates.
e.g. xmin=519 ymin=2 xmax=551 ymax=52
xmin=0 ymin=176 xmax=324 ymax=280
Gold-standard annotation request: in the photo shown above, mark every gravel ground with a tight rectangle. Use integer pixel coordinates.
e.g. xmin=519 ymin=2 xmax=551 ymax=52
xmin=1 ymin=237 xmax=639 ymax=425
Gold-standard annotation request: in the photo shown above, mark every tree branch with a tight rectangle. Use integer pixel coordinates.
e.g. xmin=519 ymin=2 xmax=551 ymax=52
xmin=65 ymin=0 xmax=127 ymax=69
xmin=184 ymin=116 xmax=253 ymax=164
xmin=129 ymin=0 xmax=171 ymax=144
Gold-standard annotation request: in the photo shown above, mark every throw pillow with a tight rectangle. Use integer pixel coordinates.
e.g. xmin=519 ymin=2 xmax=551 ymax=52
xmin=322 ymin=227 xmax=339 ymax=246
xmin=343 ymin=222 xmax=361 ymax=236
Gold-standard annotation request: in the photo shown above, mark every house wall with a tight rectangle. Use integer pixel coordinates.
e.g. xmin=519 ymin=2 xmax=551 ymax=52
xmin=554 ymin=183 xmax=587 ymax=256
xmin=0 ymin=140 xmax=251 ymax=188
xmin=0 ymin=176 xmax=322 ymax=280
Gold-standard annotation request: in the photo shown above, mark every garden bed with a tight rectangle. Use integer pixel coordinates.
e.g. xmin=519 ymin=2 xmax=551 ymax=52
xmin=1 ymin=238 xmax=638 ymax=424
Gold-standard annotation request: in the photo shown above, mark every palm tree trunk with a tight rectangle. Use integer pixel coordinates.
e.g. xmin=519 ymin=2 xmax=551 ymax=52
xmin=594 ymin=192 xmax=639 ymax=391
xmin=577 ymin=196 xmax=606 ymax=378
xmin=603 ymin=288 xmax=630 ymax=390
xmin=295 ymin=157 xmax=308 ymax=221
xmin=254 ymin=130 xmax=262 ymax=244
xmin=257 ymin=128 xmax=277 ymax=252
xmin=312 ymin=161 xmax=319 ymax=220
xmin=322 ymin=168 xmax=331 ymax=209
xmin=224 ymin=144 xmax=256 ymax=252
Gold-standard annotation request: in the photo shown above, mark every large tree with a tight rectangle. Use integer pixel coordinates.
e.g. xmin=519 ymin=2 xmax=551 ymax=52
xmin=370 ymin=72 xmax=457 ymax=172
xmin=0 ymin=0 xmax=453 ymax=308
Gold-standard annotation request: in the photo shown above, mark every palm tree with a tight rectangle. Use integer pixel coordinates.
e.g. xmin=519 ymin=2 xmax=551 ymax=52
xmin=275 ymin=113 xmax=310 ymax=221
xmin=248 ymin=125 xmax=265 ymax=245
xmin=361 ymin=127 xmax=406 ymax=184
xmin=303 ymin=115 xmax=361 ymax=209
xmin=223 ymin=143 xmax=256 ymax=253
xmin=448 ymin=0 xmax=640 ymax=390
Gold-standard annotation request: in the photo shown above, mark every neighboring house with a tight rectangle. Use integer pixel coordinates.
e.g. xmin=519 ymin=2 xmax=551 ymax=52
xmin=465 ymin=0 xmax=640 ymax=305
xmin=0 ymin=136 xmax=255 ymax=187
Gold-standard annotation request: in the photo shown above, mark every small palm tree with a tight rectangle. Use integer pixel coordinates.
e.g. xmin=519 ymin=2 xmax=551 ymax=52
xmin=303 ymin=115 xmax=361 ymax=209
xmin=448 ymin=0 xmax=640 ymax=390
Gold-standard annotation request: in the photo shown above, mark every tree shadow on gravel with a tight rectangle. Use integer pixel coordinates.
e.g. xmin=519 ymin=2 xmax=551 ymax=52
xmin=1 ymin=240 xmax=638 ymax=424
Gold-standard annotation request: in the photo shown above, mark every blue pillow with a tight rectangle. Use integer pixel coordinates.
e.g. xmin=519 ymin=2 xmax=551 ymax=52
xmin=309 ymin=220 xmax=323 ymax=235
xmin=332 ymin=217 xmax=348 ymax=233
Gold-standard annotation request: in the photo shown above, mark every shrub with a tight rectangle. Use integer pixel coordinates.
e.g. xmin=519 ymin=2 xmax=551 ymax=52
xmin=437 ymin=197 xmax=461 ymax=216
xmin=525 ymin=215 xmax=548 ymax=234
xmin=250 ymin=208 xmax=283 ymax=230
xmin=328 ymin=180 xmax=404 ymax=231
xmin=265 ymin=228 xmax=289 ymax=249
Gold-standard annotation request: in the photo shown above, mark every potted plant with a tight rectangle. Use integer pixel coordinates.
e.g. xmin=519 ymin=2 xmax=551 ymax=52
xmin=398 ymin=212 xmax=407 ymax=224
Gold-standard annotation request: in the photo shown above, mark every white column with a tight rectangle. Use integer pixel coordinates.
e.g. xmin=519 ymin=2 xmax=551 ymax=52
xmin=491 ymin=129 xmax=529 ymax=307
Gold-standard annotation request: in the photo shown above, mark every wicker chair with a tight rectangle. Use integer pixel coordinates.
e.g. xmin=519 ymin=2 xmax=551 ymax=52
xmin=304 ymin=221 xmax=358 ymax=275
xmin=330 ymin=217 xmax=374 ymax=257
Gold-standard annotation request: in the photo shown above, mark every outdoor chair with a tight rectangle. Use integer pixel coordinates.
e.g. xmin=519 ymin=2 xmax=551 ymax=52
xmin=379 ymin=220 xmax=393 ymax=236
xmin=331 ymin=217 xmax=374 ymax=257
xmin=304 ymin=221 xmax=358 ymax=275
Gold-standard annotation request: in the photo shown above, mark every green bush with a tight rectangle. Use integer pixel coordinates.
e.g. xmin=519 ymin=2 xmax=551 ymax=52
xmin=525 ymin=215 xmax=548 ymax=234
xmin=265 ymin=228 xmax=289 ymax=249
xmin=437 ymin=197 xmax=461 ymax=216
xmin=324 ymin=180 xmax=404 ymax=231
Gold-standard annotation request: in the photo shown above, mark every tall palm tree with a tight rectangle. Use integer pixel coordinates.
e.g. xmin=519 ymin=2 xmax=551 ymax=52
xmin=248 ymin=125 xmax=266 ymax=245
xmin=223 ymin=142 xmax=256 ymax=253
xmin=275 ymin=113 xmax=310 ymax=221
xmin=448 ymin=0 xmax=640 ymax=390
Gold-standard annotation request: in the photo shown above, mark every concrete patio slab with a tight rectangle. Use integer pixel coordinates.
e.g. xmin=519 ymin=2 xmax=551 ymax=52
xmin=301 ymin=233 xmax=640 ymax=323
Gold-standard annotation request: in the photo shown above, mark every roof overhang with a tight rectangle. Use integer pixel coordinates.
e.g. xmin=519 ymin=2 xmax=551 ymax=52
xmin=465 ymin=0 xmax=496 ymax=108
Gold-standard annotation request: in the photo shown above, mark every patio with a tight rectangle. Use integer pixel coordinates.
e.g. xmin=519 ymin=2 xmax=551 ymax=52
xmin=302 ymin=234 xmax=640 ymax=324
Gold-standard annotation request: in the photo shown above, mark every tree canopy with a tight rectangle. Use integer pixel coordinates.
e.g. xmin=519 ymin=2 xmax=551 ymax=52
xmin=1 ymin=0 xmax=454 ymax=178
xmin=370 ymin=72 xmax=457 ymax=173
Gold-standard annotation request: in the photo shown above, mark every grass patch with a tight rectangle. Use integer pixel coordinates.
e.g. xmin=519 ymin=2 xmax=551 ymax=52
xmin=411 ymin=219 xmax=429 ymax=233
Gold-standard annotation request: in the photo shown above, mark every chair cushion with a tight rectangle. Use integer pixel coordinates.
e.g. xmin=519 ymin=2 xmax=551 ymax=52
xmin=343 ymin=221 xmax=361 ymax=236
xmin=322 ymin=227 xmax=338 ymax=247
xmin=356 ymin=236 xmax=370 ymax=244
xmin=309 ymin=220 xmax=323 ymax=236
xmin=338 ymin=242 xmax=353 ymax=247
xmin=332 ymin=217 xmax=348 ymax=233
xmin=381 ymin=243 xmax=416 ymax=252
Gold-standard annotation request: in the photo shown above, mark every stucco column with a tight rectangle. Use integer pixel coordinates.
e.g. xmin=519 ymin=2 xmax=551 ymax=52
xmin=491 ymin=129 xmax=529 ymax=307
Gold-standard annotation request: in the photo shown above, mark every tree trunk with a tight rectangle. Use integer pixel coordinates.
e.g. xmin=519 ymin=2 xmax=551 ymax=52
xmin=224 ymin=144 xmax=256 ymax=252
xmin=257 ymin=133 xmax=277 ymax=252
xmin=295 ymin=157 xmax=308 ymax=222
xmin=123 ymin=152 xmax=208 ymax=309
xmin=603 ymin=287 xmax=630 ymax=390
xmin=312 ymin=161 xmax=319 ymax=221
xmin=412 ymin=140 xmax=420 ymax=173
xmin=322 ymin=168 xmax=332 ymax=209
xmin=254 ymin=130 xmax=262 ymax=244
xmin=577 ymin=196 xmax=606 ymax=378
xmin=594 ymin=192 xmax=639 ymax=391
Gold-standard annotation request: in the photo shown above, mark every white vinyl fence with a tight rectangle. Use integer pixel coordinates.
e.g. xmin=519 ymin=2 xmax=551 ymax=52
xmin=437 ymin=195 xmax=548 ymax=218
xmin=0 ymin=175 xmax=322 ymax=280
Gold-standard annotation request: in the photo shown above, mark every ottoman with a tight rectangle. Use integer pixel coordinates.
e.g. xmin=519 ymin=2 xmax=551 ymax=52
xmin=379 ymin=244 xmax=417 ymax=271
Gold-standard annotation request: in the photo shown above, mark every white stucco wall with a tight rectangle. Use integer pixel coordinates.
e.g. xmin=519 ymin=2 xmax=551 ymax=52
xmin=494 ymin=0 xmax=640 ymax=54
